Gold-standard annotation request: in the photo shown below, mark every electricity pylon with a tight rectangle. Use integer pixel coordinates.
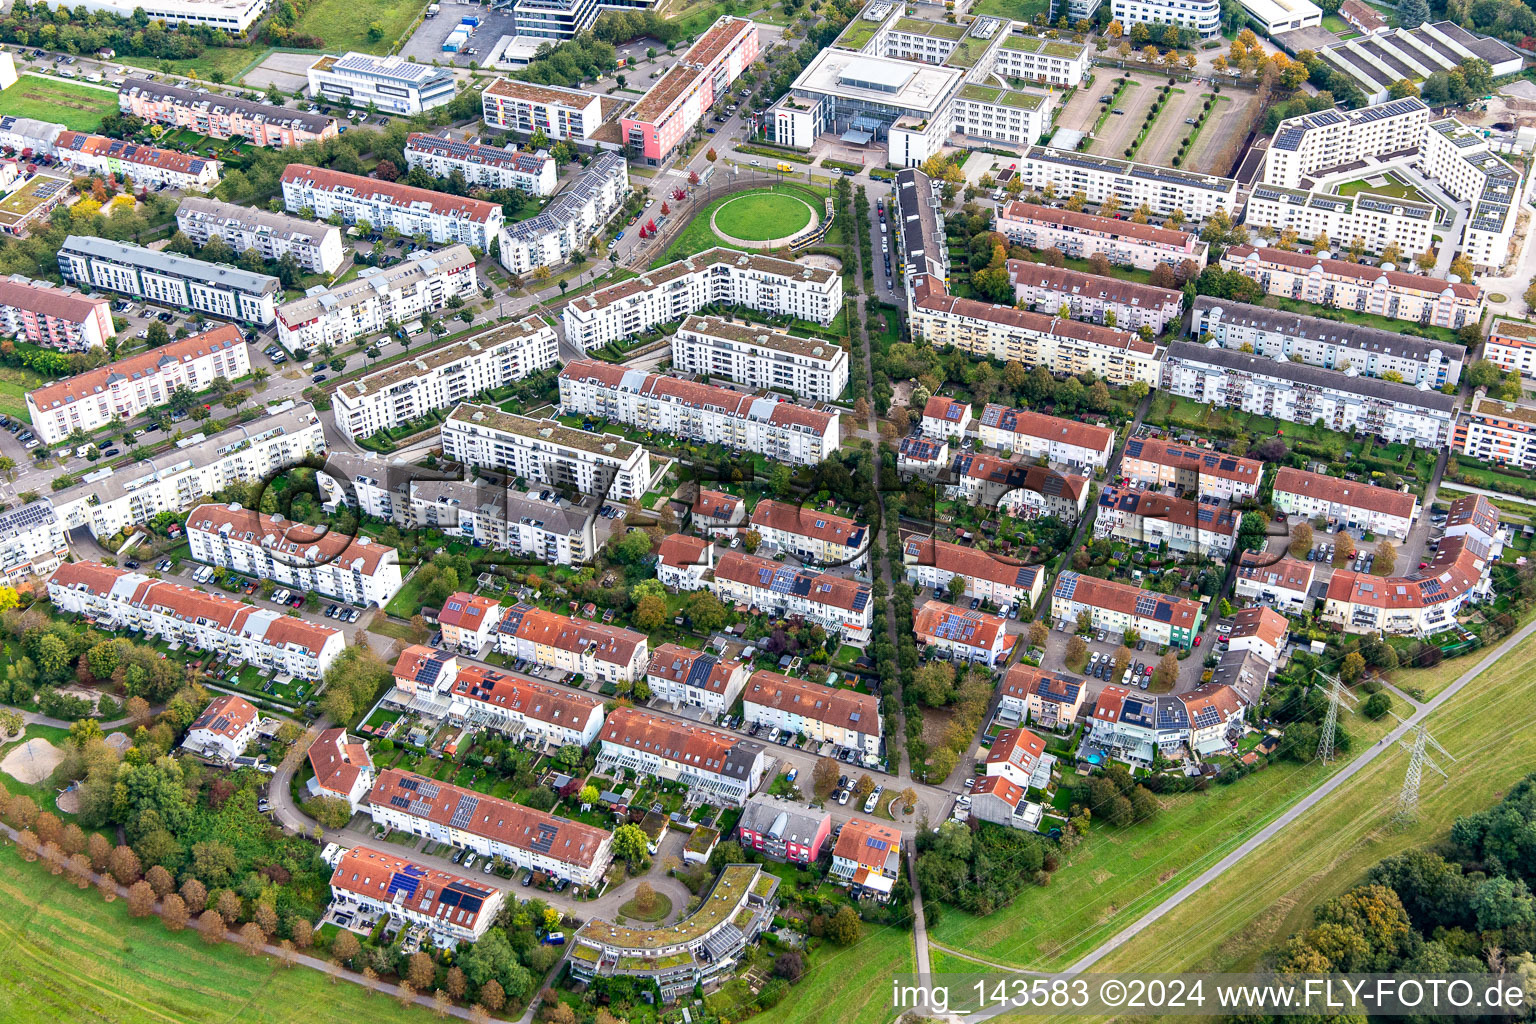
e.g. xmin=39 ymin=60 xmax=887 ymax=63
xmin=1316 ymin=670 xmax=1357 ymax=764
xmin=1393 ymin=723 xmax=1453 ymax=829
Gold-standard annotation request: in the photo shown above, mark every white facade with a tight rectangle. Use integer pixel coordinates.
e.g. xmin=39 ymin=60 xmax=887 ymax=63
xmin=1455 ymin=392 xmax=1536 ymax=470
xmin=307 ymin=53 xmax=457 ymax=114
xmin=1262 ymin=99 xmax=1430 ymax=189
xmin=1111 ymin=0 xmax=1221 ymax=35
xmin=275 ymin=245 xmax=480 ymax=351
xmin=413 ymin=482 xmax=596 ymax=566
xmin=182 ymin=693 xmax=260 ymax=761
xmin=596 ymin=707 xmax=767 ymax=807
xmin=1420 ymin=119 xmax=1523 ymax=271
xmin=711 ymin=551 xmax=873 ymax=644
xmin=483 ymin=78 xmax=603 ymax=141
xmin=671 ymin=314 xmax=849 ymax=404
xmin=441 ymin=405 xmax=653 ymax=504
xmin=562 ymin=246 xmax=842 ymax=351
xmin=404 ymin=133 xmax=557 ymax=196
xmin=280 ymin=166 xmax=503 ymax=250
xmin=329 ymin=314 xmax=555 ymax=441
xmin=57 ymin=235 xmax=279 ymax=326
xmin=1244 ymin=185 xmax=1436 ymax=258
xmin=0 ymin=501 xmax=69 ymax=584
xmin=495 ymin=152 xmax=628 ymax=274
xmin=1093 ymin=486 xmax=1239 ymax=557
xmin=989 ymin=35 xmax=1091 ymax=87
xmin=1007 ymin=260 xmax=1184 ymax=334
xmin=996 ymin=200 xmax=1210 ymax=271
xmin=646 ymin=643 xmax=749 ymax=717
xmin=62 ymin=0 xmax=265 ymax=30
xmin=1239 ymin=0 xmax=1321 ymax=33
xmin=741 ymin=670 xmax=881 ymax=757
xmin=1017 ymin=147 xmax=1238 ymax=219
xmin=177 ymin=197 xmax=346 ymax=275
xmin=1271 ymin=466 xmax=1417 ymax=539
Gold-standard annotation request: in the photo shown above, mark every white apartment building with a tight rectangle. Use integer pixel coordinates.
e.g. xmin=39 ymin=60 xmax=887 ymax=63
xmin=280 ymin=166 xmax=504 ymax=250
xmin=742 ymin=671 xmax=882 ymax=758
xmin=367 ymin=769 xmax=612 ymax=886
xmin=671 ymin=314 xmax=850 ymax=404
xmin=182 ymin=694 xmax=260 ymax=761
xmin=656 ymin=534 xmax=714 ymax=591
xmin=1051 ymin=570 xmax=1205 ymax=648
xmin=711 ymin=550 xmax=874 ymax=644
xmin=1111 ymin=0 xmax=1221 ymax=36
xmin=0 ymin=500 xmax=69 ymax=584
xmin=975 ymin=404 xmax=1115 ymax=472
xmin=495 ymin=152 xmax=628 ymax=274
xmin=185 ymin=501 xmax=404 ymax=608
xmin=898 ymin=435 xmax=950 ymax=480
xmin=25 ymin=325 xmax=251 ymax=445
xmin=330 ymin=315 xmax=557 ymax=441
xmin=1094 ymin=486 xmax=1239 ymax=558
xmin=392 ymin=645 xmax=606 ymax=746
xmin=412 ymin=480 xmax=596 ymax=566
xmin=1421 ymin=118 xmax=1523 ymax=270
xmin=1007 ymin=260 xmax=1184 ymax=334
xmin=1455 ymin=391 xmax=1536 ymax=470
xmin=562 ymin=247 xmax=842 ymax=351
xmin=910 ymin=276 xmax=1164 ymax=389
xmin=52 ymin=130 xmax=219 ymax=191
xmin=403 ymin=133 xmax=557 ymax=196
xmin=327 ymin=845 xmax=503 ymax=948
xmin=308 ymin=728 xmax=375 ymax=811
xmin=441 ymin=405 xmax=653 ymax=504
xmin=49 ymin=561 xmax=345 ymax=678
xmin=1235 ymin=551 xmax=1315 ymax=612
xmin=307 ymin=53 xmax=457 ymax=114
xmin=1162 ymin=341 xmax=1457 ymax=447
xmin=1120 ymin=436 xmax=1262 ymax=501
xmin=902 ymin=534 xmax=1046 ymax=610
xmin=596 ymin=707 xmax=768 ymax=806
xmin=748 ymin=498 xmax=869 ymax=570
xmin=176 ymin=197 xmax=346 ymax=275
xmin=494 ymin=603 xmax=649 ymax=684
xmin=1272 ymin=466 xmax=1418 ymax=539
xmin=646 ymin=643 xmax=750 ymax=717
xmin=1193 ymin=296 xmax=1466 ymax=388
xmin=557 ymin=360 xmax=840 ymax=468
xmin=1017 ymin=147 xmax=1238 ymax=218
xmin=0 ymin=275 xmax=114 ymax=352
xmin=1219 ymin=245 xmax=1485 ymax=329
xmin=995 ymin=201 xmax=1210 ymax=271
xmin=1262 ymin=99 xmax=1430 ymax=189
xmin=58 ymin=235 xmax=280 ymax=326
xmin=922 ymin=395 xmax=972 ymax=441
xmin=947 ymin=452 xmax=1089 ymax=523
xmin=1240 ymin=0 xmax=1322 ymax=33
xmin=51 ymin=403 xmax=327 ymax=539
xmin=1244 ymin=185 xmax=1437 ymax=259
xmin=950 ymin=84 xmax=1054 ymax=150
xmin=275 ymin=245 xmax=480 ymax=351
xmin=482 ymin=78 xmax=603 ymax=141
xmin=1484 ymin=318 xmax=1536 ymax=380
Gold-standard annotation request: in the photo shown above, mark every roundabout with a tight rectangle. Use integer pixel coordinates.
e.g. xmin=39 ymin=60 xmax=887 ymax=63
xmin=710 ymin=189 xmax=819 ymax=248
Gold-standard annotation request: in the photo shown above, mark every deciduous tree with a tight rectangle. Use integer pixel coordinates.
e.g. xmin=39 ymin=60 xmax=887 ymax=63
xmin=127 ymin=880 xmax=156 ymax=917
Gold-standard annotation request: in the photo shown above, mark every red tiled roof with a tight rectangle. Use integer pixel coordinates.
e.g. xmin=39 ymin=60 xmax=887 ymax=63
xmin=923 ymin=395 xmax=969 ymax=422
xmin=561 ymin=360 xmax=836 ymax=436
xmin=452 ymin=662 xmax=602 ymax=728
xmin=280 ymin=165 xmax=502 ymax=223
xmin=503 ymin=605 xmax=646 ymax=667
xmin=912 ymin=601 xmax=1016 ymax=655
xmin=657 ymin=533 xmax=710 ymax=566
xmin=187 ymin=502 xmax=395 ymax=576
xmin=998 ymin=201 xmax=1200 ymax=249
xmin=1052 ymin=572 xmax=1203 ymax=631
xmin=29 ymin=325 xmax=243 ymax=410
xmin=647 ymin=643 xmax=743 ymax=694
xmin=1229 ymin=606 xmax=1288 ymax=649
xmin=693 ymin=489 xmax=741 ymax=521
xmin=1179 ymin=682 xmax=1244 ymax=722
xmin=1223 ymin=246 xmax=1482 ymax=301
xmin=902 ymin=535 xmax=1041 ymax=593
xmin=599 ymin=706 xmax=743 ymax=768
xmin=971 ymin=773 xmax=1025 ymax=806
xmin=55 ymin=130 xmax=213 ymax=175
xmin=1092 ymin=684 xmax=1133 ymax=724
xmin=1121 ymin=437 xmax=1262 ymax=486
xmin=978 ymin=403 xmax=1115 ymax=454
xmin=309 ymin=727 xmax=372 ymax=798
xmin=190 ymin=693 xmax=257 ymax=740
xmin=1006 ymin=259 xmax=1183 ymax=308
xmin=1324 ymin=536 xmax=1487 ymax=610
xmin=0 ymin=277 xmax=109 ymax=325
xmin=749 ymin=499 xmax=865 ymax=549
xmin=742 ymin=670 xmax=878 ymax=732
xmin=1237 ymin=551 xmax=1314 ymax=592
xmin=438 ymin=592 xmax=503 ymax=631
xmin=911 ymin=275 xmax=1158 ymax=355
xmin=985 ymin=727 xmax=1044 ymax=773
xmin=393 ymin=644 xmax=452 ymax=684
xmin=1273 ymin=467 xmax=1417 ymax=520
xmin=330 ymin=845 xmax=498 ymax=932
xmin=832 ymin=817 xmax=900 ymax=871
xmin=713 ymin=551 xmax=870 ymax=611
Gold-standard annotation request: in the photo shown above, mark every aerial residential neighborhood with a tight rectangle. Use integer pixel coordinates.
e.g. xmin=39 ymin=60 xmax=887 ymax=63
xmin=3 ymin=0 xmax=1536 ymax=1021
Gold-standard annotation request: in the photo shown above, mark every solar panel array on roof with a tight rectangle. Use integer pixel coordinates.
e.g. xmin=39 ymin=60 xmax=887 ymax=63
xmin=1134 ymin=594 xmax=1158 ymax=617
xmin=1056 ymin=571 xmax=1079 ymax=601
xmin=449 ymin=794 xmax=479 ymax=830
xmin=388 ymin=869 xmax=421 ymax=899
xmin=531 ymin=823 xmax=559 ymax=853
xmin=439 ymin=881 xmax=488 ymax=916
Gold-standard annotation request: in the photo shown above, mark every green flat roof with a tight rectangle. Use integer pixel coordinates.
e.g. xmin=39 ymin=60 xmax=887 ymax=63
xmin=895 ymin=17 xmax=967 ymax=39
xmin=835 ymin=17 xmax=882 ymax=50
xmin=946 ymin=35 xmax=992 ymax=67
xmin=576 ymin=865 xmax=762 ymax=951
xmin=958 ymin=83 xmax=1046 ymax=109
xmin=1002 ymin=35 xmax=1086 ymax=57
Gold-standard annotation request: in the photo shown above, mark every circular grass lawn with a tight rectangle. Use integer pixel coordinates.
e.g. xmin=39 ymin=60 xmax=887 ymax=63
xmin=713 ymin=191 xmax=814 ymax=241
xmin=618 ymin=890 xmax=673 ymax=923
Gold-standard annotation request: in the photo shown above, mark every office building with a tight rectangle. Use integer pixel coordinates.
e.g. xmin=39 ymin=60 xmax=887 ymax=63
xmin=1317 ymin=22 xmax=1522 ymax=105
xmin=275 ymin=244 xmax=480 ymax=350
xmin=671 ymin=314 xmax=850 ymax=404
xmin=63 ymin=0 xmax=268 ymax=32
xmin=119 ymin=78 xmax=338 ymax=149
xmin=280 ymin=166 xmax=503 ymax=249
xmin=495 ymin=151 xmax=628 ymax=274
xmin=996 ymin=201 xmax=1210 ymax=271
xmin=441 ymin=405 xmax=653 ymax=503
xmin=1237 ymin=0 xmax=1321 ymax=34
xmin=57 ymin=235 xmax=280 ymax=325
xmin=0 ymin=275 xmax=114 ymax=352
xmin=403 ymin=133 xmax=557 ymax=195
xmin=307 ymin=53 xmax=457 ymax=114
xmin=622 ymin=18 xmax=759 ymax=165
xmin=177 ymin=197 xmax=345 ymax=275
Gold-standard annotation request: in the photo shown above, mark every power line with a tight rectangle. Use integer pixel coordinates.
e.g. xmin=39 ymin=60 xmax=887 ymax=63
xmin=1393 ymin=722 xmax=1453 ymax=829
xmin=1315 ymin=669 xmax=1356 ymax=764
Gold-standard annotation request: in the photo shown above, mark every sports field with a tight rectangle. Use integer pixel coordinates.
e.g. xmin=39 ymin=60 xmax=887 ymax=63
xmin=0 ymin=75 xmax=119 ymax=131
xmin=713 ymin=191 xmax=814 ymax=241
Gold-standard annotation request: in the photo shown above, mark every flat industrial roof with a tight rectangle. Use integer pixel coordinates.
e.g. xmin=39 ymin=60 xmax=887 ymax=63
xmin=791 ymin=48 xmax=962 ymax=116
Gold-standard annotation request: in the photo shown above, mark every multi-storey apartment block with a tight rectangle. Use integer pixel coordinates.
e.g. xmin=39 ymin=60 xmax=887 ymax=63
xmin=0 ymin=275 xmax=114 ymax=352
xmin=711 ymin=550 xmax=873 ymax=643
xmin=280 ymin=166 xmax=503 ymax=249
xmin=119 ymin=78 xmax=338 ymax=149
xmin=403 ymin=133 xmax=557 ymax=196
xmin=1111 ymin=0 xmax=1221 ymax=36
xmin=1016 ymin=147 xmax=1239 ymax=218
xmin=913 ymin=601 xmax=1016 ymax=665
xmin=177 ymin=197 xmax=346 ymax=275
xmin=646 ymin=643 xmax=750 ymax=716
xmin=1262 ymin=99 xmax=1430 ymax=189
xmin=910 ymin=275 xmax=1164 ymax=388
xmin=1192 ymin=296 xmax=1465 ymax=388
xmin=995 ymin=201 xmax=1210 ymax=271
xmin=1051 ymin=571 xmax=1205 ymax=648
xmin=948 ymin=452 xmax=1089 ymax=523
xmin=58 ymin=235 xmax=280 ymax=325
xmin=895 ymin=168 xmax=949 ymax=283
xmin=367 ymin=769 xmax=612 ymax=886
xmin=442 ymin=405 xmax=653 ymax=503
xmin=26 ymin=325 xmax=250 ymax=444
xmin=1272 ymin=466 xmax=1417 ymax=539
xmin=557 ymin=361 xmax=840 ymax=467
xmin=307 ymin=53 xmax=457 ymax=114
xmin=671 ymin=314 xmax=850 ymax=403
xmin=482 ymin=78 xmax=603 ymax=140
xmin=922 ymin=395 xmax=972 ymax=440
xmin=1219 ymin=245 xmax=1484 ymax=329
xmin=748 ymin=499 xmax=868 ymax=570
xmin=182 ymin=693 xmax=260 ymax=761
xmin=0 ymin=500 xmax=69 ymax=584
xmin=902 ymin=534 xmax=1045 ymax=610
xmin=1162 ymin=341 xmax=1457 ymax=447
xmin=53 ymin=131 xmax=219 ymax=191
xmin=596 ymin=707 xmax=767 ymax=806
xmin=621 ymin=18 xmax=759 ymax=165
xmin=742 ymin=670 xmax=882 ymax=757
xmin=656 ymin=534 xmax=714 ymax=591
xmin=1235 ymin=551 xmax=1315 ymax=612
xmin=49 ymin=561 xmax=345 ymax=678
xmin=1323 ymin=535 xmax=1491 ymax=636
xmin=51 ymin=404 xmax=326 ymax=539
xmin=1244 ymin=185 xmax=1436 ymax=258
xmin=1007 ymin=260 xmax=1183 ymax=334
xmin=185 ymin=502 xmax=403 ymax=607
xmin=1120 ymin=436 xmax=1261 ymax=501
xmin=1094 ymin=486 xmax=1240 ymax=557
xmin=326 ymin=845 xmax=503 ymax=948
xmin=494 ymin=603 xmax=649 ymax=684
xmin=1421 ymin=118 xmax=1524 ymax=270
xmin=563 ymin=247 xmax=842 ymax=350
xmin=1455 ymin=390 xmax=1536 ymax=470
xmin=330 ymin=316 xmax=556 ymax=441
xmin=1483 ymin=318 xmax=1536 ymax=380
xmin=496 ymin=152 xmax=629 ymax=274
xmin=974 ymin=404 xmax=1114 ymax=471
xmin=275 ymin=245 xmax=480 ymax=351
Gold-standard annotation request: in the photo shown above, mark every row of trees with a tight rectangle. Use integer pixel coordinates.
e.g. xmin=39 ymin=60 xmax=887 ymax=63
xmin=0 ymin=0 xmax=240 ymax=60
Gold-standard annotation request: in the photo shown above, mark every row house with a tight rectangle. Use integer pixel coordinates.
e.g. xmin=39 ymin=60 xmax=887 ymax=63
xmin=747 ymin=498 xmax=868 ymax=570
xmin=403 ymin=133 xmax=557 ymax=195
xmin=1322 ymin=535 xmax=1492 ymax=636
xmin=327 ymin=845 xmax=503 ymax=948
xmin=903 ymin=535 xmax=1045 ymax=611
xmin=1087 ymin=682 xmax=1248 ymax=764
xmin=26 ymin=325 xmax=249 ymax=444
xmin=671 ymin=314 xmax=850 ymax=404
xmin=1093 ymin=486 xmax=1240 ymax=558
xmin=49 ymin=561 xmax=344 ymax=678
xmin=741 ymin=670 xmax=881 ymax=758
xmin=119 ymin=78 xmax=338 ymax=148
xmin=176 ymin=197 xmax=345 ymax=275
xmin=1007 ymin=260 xmax=1184 ymax=335
xmin=596 ymin=706 xmax=767 ymax=806
xmin=495 ymin=603 xmax=650 ymax=684
xmin=276 ymin=244 xmax=479 ymax=351
xmin=328 ymin=313 xmax=555 ymax=440
xmin=994 ymin=201 xmax=1210 ymax=271
xmin=646 ymin=643 xmax=749 ymax=716
xmin=1272 ymin=466 xmax=1417 ymax=539
xmin=367 ymin=768 xmax=612 ymax=886
xmin=997 ymin=663 xmax=1086 ymax=731
xmin=0 ymin=500 xmax=70 ymax=584
xmin=983 ymin=727 xmax=1048 ymax=792
xmin=898 ymin=435 xmax=950 ymax=480
xmin=441 ymin=405 xmax=654 ymax=505
xmin=280 ymin=165 xmax=503 ymax=249
xmin=0 ymin=275 xmax=114 ymax=352
xmin=1234 ymin=551 xmax=1316 ymax=612
xmin=1051 ymin=571 xmax=1205 ymax=648
xmin=58 ymin=235 xmax=279 ymax=325
xmin=50 ymin=404 xmax=326 ymax=540
xmin=947 ymin=451 xmax=1089 ymax=523
xmin=975 ymin=403 xmax=1115 ymax=472
xmin=656 ymin=534 xmax=715 ymax=591
xmin=185 ymin=501 xmax=403 ymax=608
xmin=912 ymin=601 xmax=1016 ymax=665
xmin=922 ymin=395 xmax=972 ymax=441
xmin=53 ymin=130 xmax=219 ymax=191
xmin=496 ymin=152 xmax=629 ymax=275
xmin=691 ymin=489 xmax=743 ymax=530
xmin=562 ymin=247 xmax=842 ymax=351
xmin=711 ymin=551 xmax=873 ymax=644
xmin=1119 ymin=436 xmax=1262 ymax=502
xmin=736 ymin=800 xmax=831 ymax=865
xmin=1454 ymin=390 xmax=1536 ymax=471
xmin=307 ymin=727 xmax=375 ymax=811
xmin=558 ymin=360 xmax=839 ymax=468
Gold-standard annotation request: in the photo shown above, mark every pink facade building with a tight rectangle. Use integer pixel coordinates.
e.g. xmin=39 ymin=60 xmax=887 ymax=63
xmin=737 ymin=798 xmax=831 ymax=865
xmin=0 ymin=276 xmax=114 ymax=352
xmin=621 ymin=17 xmax=758 ymax=165
xmin=119 ymin=78 xmax=338 ymax=149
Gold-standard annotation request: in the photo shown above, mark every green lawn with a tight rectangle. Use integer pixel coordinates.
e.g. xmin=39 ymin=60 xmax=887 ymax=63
xmin=712 ymin=192 xmax=814 ymax=242
xmin=120 ymin=48 xmax=267 ymax=85
xmin=0 ymin=849 xmax=439 ymax=1023
xmin=1334 ymin=171 xmax=1432 ymax=207
xmin=968 ymin=0 xmax=1050 ymax=19
xmin=0 ymin=74 xmax=119 ymax=131
xmin=293 ymin=0 xmax=431 ymax=53
xmin=0 ymin=379 xmax=34 ymax=424
xmin=383 ymin=571 xmax=432 ymax=620
xmin=763 ymin=927 xmax=916 ymax=1024
xmin=659 ymin=183 xmax=829 ymax=264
